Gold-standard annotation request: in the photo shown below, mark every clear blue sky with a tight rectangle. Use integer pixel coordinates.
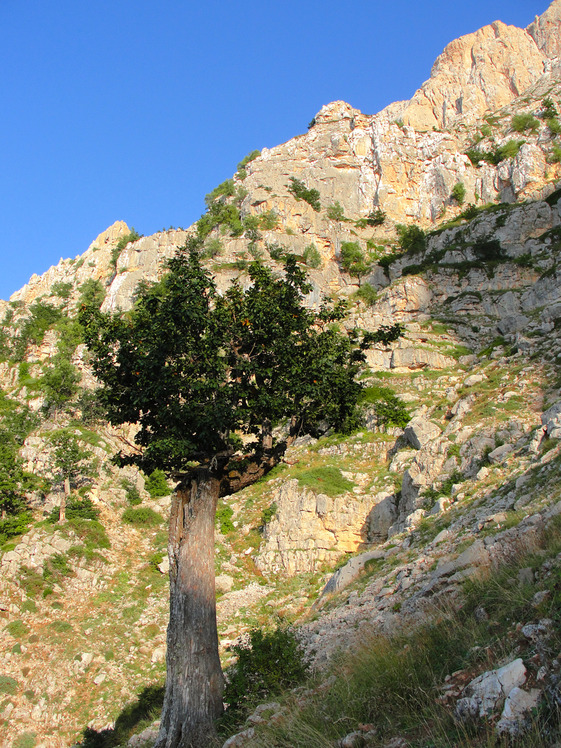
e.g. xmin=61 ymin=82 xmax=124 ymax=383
xmin=0 ymin=0 xmax=549 ymax=300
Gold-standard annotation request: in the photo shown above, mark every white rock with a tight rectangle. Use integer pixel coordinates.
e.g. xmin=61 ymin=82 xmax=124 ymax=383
xmin=496 ymin=687 xmax=541 ymax=737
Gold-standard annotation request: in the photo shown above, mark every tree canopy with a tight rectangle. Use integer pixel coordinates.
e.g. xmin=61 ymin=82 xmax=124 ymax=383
xmin=80 ymin=240 xmax=401 ymax=478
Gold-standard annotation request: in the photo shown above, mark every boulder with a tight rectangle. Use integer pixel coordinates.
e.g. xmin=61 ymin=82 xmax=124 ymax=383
xmin=404 ymin=416 xmax=441 ymax=449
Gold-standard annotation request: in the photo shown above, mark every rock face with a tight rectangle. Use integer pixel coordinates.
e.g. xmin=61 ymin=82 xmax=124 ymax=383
xmin=397 ymin=22 xmax=546 ymax=131
xmin=527 ymin=0 xmax=561 ymax=59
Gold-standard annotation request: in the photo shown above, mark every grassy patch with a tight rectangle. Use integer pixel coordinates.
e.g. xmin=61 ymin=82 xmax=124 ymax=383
xmin=294 ymin=466 xmax=354 ymax=497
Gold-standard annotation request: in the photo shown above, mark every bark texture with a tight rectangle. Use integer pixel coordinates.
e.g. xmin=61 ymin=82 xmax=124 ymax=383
xmin=155 ymin=470 xmax=224 ymax=748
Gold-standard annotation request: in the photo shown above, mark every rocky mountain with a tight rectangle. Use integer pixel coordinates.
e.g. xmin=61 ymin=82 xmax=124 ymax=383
xmin=1 ymin=2 xmax=561 ymax=747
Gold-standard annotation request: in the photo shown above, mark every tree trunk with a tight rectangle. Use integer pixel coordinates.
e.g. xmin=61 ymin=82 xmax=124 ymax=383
xmin=155 ymin=469 xmax=224 ymax=748
xmin=59 ymin=477 xmax=70 ymax=523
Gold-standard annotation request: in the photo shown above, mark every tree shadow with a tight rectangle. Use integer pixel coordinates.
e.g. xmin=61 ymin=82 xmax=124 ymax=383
xmin=75 ymin=683 xmax=164 ymax=747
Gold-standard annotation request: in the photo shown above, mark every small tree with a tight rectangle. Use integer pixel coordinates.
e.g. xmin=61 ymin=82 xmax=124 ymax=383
xmin=80 ymin=241 xmax=401 ymax=747
xmin=49 ymin=431 xmax=93 ymax=522
xmin=451 ymin=182 xmax=466 ymax=206
xmin=340 ymin=241 xmax=373 ymax=286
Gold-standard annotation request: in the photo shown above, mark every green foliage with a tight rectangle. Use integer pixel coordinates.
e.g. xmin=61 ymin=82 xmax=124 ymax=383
xmin=303 ymin=244 xmax=321 ymax=268
xmin=340 ymin=241 xmax=372 ymax=283
xmin=260 ymin=502 xmax=277 ymax=527
xmin=296 ymin=466 xmax=354 ymax=497
xmin=122 ymin=506 xmax=163 ymax=527
xmin=287 ymin=177 xmax=321 ymax=211
xmin=542 ymin=97 xmax=558 ymax=118
xmin=216 ymin=502 xmax=235 ymax=534
xmin=13 ymin=302 xmax=63 ymax=360
xmin=201 ymin=237 xmax=224 ymax=259
xmin=360 ymin=384 xmax=410 ymax=428
xmin=365 ymin=208 xmax=386 ymax=226
xmin=396 ymin=224 xmax=426 ymax=254
xmin=451 ymin=182 xmax=466 ymax=205
xmin=41 ymin=355 xmax=81 ymax=415
xmin=12 ymin=732 xmax=37 ymax=748
xmin=110 ymin=229 xmax=141 ymax=270
xmin=223 ymin=627 xmax=309 ymax=717
xmin=6 ymin=620 xmax=29 ymax=638
xmin=78 ymin=279 xmax=106 ymax=309
xmin=122 ymin=479 xmax=142 ymax=505
xmin=353 ymin=283 xmax=378 ymax=307
xmin=51 ymin=281 xmax=73 ymax=299
xmin=548 ymin=118 xmax=561 ymax=135
xmin=550 ymin=146 xmax=561 ymax=164
xmin=205 ymin=179 xmax=236 ymax=207
xmin=49 ymin=430 xmax=93 ymax=489
xmin=196 ymin=200 xmax=243 ymax=240
xmin=267 ymin=243 xmax=288 ymax=262
xmin=0 ymin=512 xmax=31 ymax=545
xmin=326 ymin=202 xmax=346 ymax=221
xmin=48 ymin=496 xmax=99 ymax=523
xmin=472 ymin=238 xmax=504 ymax=261
xmin=459 ymin=203 xmax=479 ymax=220
xmin=258 ymin=209 xmax=278 ymax=230
xmin=66 ymin=518 xmax=110 ymax=550
xmin=0 ymin=674 xmax=18 ymax=694
xmin=80 ymin=240 xmax=390 ymax=474
xmin=511 ymin=112 xmax=540 ymax=133
xmin=466 ymin=139 xmax=524 ymax=166
xmin=236 ymin=150 xmax=260 ymax=180
xmin=144 ymin=469 xmax=170 ymax=498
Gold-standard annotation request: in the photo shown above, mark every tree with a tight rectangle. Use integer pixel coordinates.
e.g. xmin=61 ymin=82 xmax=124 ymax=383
xmin=80 ymin=241 xmax=402 ymax=748
xmin=49 ymin=431 xmax=93 ymax=522
xmin=340 ymin=241 xmax=373 ymax=286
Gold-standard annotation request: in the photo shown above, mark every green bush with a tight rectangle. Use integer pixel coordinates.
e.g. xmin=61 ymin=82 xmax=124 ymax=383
xmin=223 ymin=627 xmax=310 ymax=717
xmin=110 ymin=229 xmax=141 ymax=270
xmin=365 ymin=208 xmax=386 ymax=226
xmin=353 ymin=284 xmax=378 ymax=307
xmin=303 ymin=244 xmax=321 ymax=268
xmin=340 ymin=241 xmax=372 ymax=282
xmin=0 ymin=511 xmax=31 ymax=545
xmin=396 ymin=224 xmax=426 ymax=254
xmin=12 ymin=302 xmax=63 ymax=360
xmin=78 ymin=279 xmax=106 ymax=309
xmin=451 ymin=182 xmax=466 ymax=205
xmin=296 ymin=466 xmax=354 ymax=497
xmin=287 ymin=177 xmax=321 ymax=211
xmin=511 ymin=113 xmax=540 ymax=133
xmin=550 ymin=146 xmax=561 ymax=164
xmin=547 ymin=118 xmax=561 ymax=135
xmin=12 ymin=732 xmax=37 ymax=748
xmin=144 ymin=469 xmax=170 ymax=498
xmin=66 ymin=518 xmax=110 ymax=550
xmin=216 ymin=503 xmax=235 ymax=534
xmin=360 ymin=384 xmax=410 ymax=429
xmin=6 ymin=620 xmax=29 ymax=638
xmin=258 ymin=210 xmax=278 ymax=230
xmin=48 ymin=497 xmax=99 ymax=523
xmin=122 ymin=506 xmax=163 ymax=527
xmin=0 ymin=675 xmax=18 ymax=694
xmin=542 ymin=97 xmax=558 ymax=119
xmin=260 ymin=502 xmax=277 ymax=527
xmin=51 ymin=281 xmax=73 ymax=299
xmin=326 ymin=202 xmax=346 ymax=221
xmin=236 ymin=150 xmax=260 ymax=180
xmin=496 ymin=139 xmax=524 ymax=161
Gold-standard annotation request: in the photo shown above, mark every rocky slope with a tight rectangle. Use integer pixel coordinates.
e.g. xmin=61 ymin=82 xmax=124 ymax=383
xmin=1 ymin=2 xmax=561 ymax=747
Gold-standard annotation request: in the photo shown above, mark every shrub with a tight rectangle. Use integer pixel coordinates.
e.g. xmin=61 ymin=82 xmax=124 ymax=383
xmin=216 ymin=502 xmax=234 ymax=534
xmin=303 ymin=244 xmax=321 ymax=268
xmin=258 ymin=210 xmax=278 ymax=230
xmin=144 ymin=469 xmax=170 ymax=498
xmin=66 ymin=518 xmax=110 ymax=550
xmin=396 ymin=224 xmax=426 ymax=254
xmin=236 ymin=150 xmax=260 ymax=180
xmin=201 ymin=237 xmax=224 ymax=259
xmin=260 ymin=502 xmax=277 ymax=527
xmin=542 ymin=97 xmax=558 ymax=119
xmin=287 ymin=177 xmax=321 ymax=211
xmin=326 ymin=202 xmax=346 ymax=221
xmin=51 ymin=281 xmax=73 ymax=299
xmin=366 ymin=208 xmax=386 ymax=226
xmin=48 ymin=496 xmax=99 ymax=523
xmin=360 ymin=384 xmax=410 ymax=429
xmin=78 ymin=279 xmax=106 ymax=309
xmin=340 ymin=241 xmax=372 ymax=283
xmin=223 ymin=627 xmax=310 ymax=716
xmin=547 ymin=118 xmax=561 ymax=135
xmin=459 ymin=203 xmax=479 ymax=220
xmin=353 ymin=284 xmax=378 ymax=307
xmin=110 ymin=229 xmax=141 ymax=270
xmin=451 ymin=182 xmax=466 ymax=205
xmin=0 ymin=511 xmax=31 ymax=545
xmin=6 ymin=620 xmax=29 ymax=638
xmin=511 ymin=113 xmax=540 ymax=133
xmin=267 ymin=243 xmax=288 ymax=262
xmin=122 ymin=506 xmax=163 ymax=527
xmin=204 ymin=179 xmax=235 ymax=207
xmin=123 ymin=481 xmax=142 ymax=506
xmin=296 ymin=466 xmax=354 ymax=497
xmin=550 ymin=146 xmax=561 ymax=164
xmin=0 ymin=675 xmax=18 ymax=694
xmin=496 ymin=139 xmax=524 ymax=161
xmin=13 ymin=302 xmax=63 ymax=360
xmin=12 ymin=733 xmax=37 ymax=748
